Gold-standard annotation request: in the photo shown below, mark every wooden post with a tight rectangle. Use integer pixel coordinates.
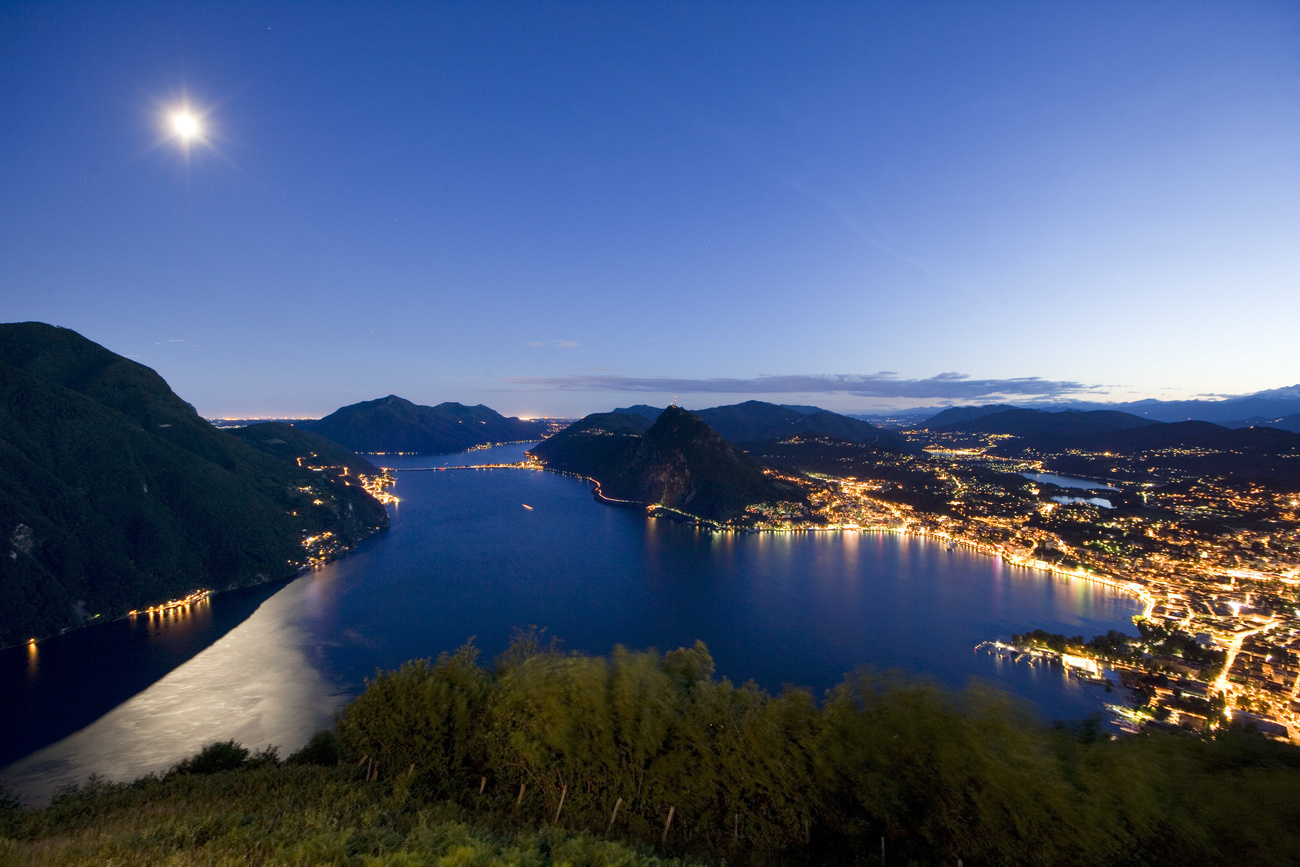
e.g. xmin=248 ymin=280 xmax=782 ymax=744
xmin=607 ymin=797 xmax=623 ymax=834
xmin=479 ymin=776 xmax=487 ymax=795
xmin=554 ymin=784 xmax=568 ymax=824
xmin=734 ymin=812 xmax=739 ymax=840
xmin=662 ymin=805 xmax=675 ymax=842
xmin=516 ymin=782 xmax=527 ymax=807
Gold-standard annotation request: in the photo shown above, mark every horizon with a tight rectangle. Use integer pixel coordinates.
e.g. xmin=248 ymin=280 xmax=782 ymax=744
xmin=191 ymin=380 xmax=1300 ymax=425
xmin=3 ymin=3 xmax=1297 ymax=418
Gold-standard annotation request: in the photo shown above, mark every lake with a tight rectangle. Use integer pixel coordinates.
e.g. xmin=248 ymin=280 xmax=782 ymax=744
xmin=2 ymin=444 xmax=1142 ymax=802
xmin=1021 ymin=471 xmax=1119 ymax=491
xmin=1051 ymin=496 xmax=1115 ymax=509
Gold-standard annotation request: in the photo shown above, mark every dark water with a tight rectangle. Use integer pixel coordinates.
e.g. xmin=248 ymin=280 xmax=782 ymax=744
xmin=2 ymin=444 xmax=1141 ymax=801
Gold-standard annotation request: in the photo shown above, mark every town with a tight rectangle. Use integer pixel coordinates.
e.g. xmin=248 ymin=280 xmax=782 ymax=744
xmin=737 ymin=427 xmax=1300 ymax=740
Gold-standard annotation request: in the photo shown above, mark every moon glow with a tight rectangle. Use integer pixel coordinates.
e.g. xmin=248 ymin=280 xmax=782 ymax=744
xmin=171 ymin=112 xmax=200 ymax=140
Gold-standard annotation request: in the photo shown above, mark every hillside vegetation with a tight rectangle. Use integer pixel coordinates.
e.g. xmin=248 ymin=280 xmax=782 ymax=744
xmin=9 ymin=637 xmax=1292 ymax=865
xmin=0 ymin=323 xmax=389 ymax=646
xmin=0 ymin=762 xmax=690 ymax=866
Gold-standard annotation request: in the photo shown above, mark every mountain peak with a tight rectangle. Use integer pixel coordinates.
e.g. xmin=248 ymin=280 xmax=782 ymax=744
xmin=299 ymin=396 xmax=546 ymax=453
xmin=531 ymin=406 xmax=806 ymax=522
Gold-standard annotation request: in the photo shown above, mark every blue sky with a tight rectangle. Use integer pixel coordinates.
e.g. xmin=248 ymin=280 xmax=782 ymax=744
xmin=2 ymin=2 xmax=1297 ymax=418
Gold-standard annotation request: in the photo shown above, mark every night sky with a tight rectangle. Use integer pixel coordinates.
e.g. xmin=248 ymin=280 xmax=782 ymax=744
xmin=3 ymin=2 xmax=1297 ymax=418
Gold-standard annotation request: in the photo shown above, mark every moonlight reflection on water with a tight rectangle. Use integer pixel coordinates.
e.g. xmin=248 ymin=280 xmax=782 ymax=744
xmin=2 ymin=577 xmax=344 ymax=803
xmin=3 ymin=444 xmax=1141 ymax=803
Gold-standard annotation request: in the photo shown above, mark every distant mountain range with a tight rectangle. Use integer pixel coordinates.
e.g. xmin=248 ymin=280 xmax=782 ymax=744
xmin=852 ymin=386 xmax=1300 ymax=430
xmin=928 ymin=407 xmax=1158 ymax=438
xmin=297 ymin=395 xmax=547 ymax=454
xmin=1053 ymin=387 xmax=1300 ymax=425
xmin=531 ymin=405 xmax=804 ymax=522
xmin=0 ymin=323 xmax=389 ymax=647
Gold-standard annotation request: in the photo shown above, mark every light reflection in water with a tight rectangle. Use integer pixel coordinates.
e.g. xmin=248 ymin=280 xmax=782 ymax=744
xmin=1 ymin=577 xmax=343 ymax=805
xmin=2 ymin=443 xmax=1141 ymax=804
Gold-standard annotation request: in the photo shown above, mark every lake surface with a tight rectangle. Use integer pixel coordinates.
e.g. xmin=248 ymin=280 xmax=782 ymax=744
xmin=1021 ymin=471 xmax=1119 ymax=491
xmin=1051 ymin=496 xmax=1115 ymax=509
xmin=2 ymin=444 xmax=1141 ymax=802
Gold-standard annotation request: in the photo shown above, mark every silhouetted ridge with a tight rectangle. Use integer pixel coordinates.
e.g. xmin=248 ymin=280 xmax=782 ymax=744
xmin=230 ymin=421 xmax=381 ymax=476
xmin=689 ymin=400 xmax=908 ymax=449
xmin=528 ymin=412 xmax=651 ymax=481
xmin=531 ymin=405 xmax=804 ymax=522
xmin=1222 ymin=411 xmax=1300 ymax=434
xmin=0 ymin=322 xmax=389 ymax=646
xmin=613 ymin=401 xmax=903 ymax=448
xmin=611 ymin=404 xmax=665 ymax=422
xmin=936 ymin=407 xmax=1159 ymax=439
xmin=921 ymin=404 xmax=1019 ymax=428
xmin=298 ymin=395 xmax=546 ymax=454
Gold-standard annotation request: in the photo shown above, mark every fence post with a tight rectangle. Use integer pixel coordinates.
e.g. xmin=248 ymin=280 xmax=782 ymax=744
xmin=554 ymin=784 xmax=568 ymax=824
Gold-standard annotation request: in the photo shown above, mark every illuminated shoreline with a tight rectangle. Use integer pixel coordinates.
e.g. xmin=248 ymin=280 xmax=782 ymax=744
xmin=127 ymin=589 xmax=212 ymax=618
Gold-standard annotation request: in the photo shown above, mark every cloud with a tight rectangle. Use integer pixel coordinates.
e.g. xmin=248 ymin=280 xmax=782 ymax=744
xmin=505 ymin=372 xmax=1092 ymax=400
xmin=528 ymin=340 xmax=580 ymax=349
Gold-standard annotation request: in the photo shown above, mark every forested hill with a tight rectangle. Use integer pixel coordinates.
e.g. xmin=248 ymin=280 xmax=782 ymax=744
xmin=530 ymin=406 xmax=805 ymax=522
xmin=297 ymin=395 xmax=547 ymax=454
xmin=616 ymin=400 xmax=907 ymax=448
xmin=228 ymin=421 xmax=381 ymax=476
xmin=0 ymin=322 xmax=389 ymax=647
xmin=696 ymin=400 xmax=907 ymax=448
xmin=932 ymin=407 xmax=1158 ymax=439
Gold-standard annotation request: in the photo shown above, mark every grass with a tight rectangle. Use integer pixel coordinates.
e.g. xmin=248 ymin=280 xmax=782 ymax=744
xmin=0 ymin=765 xmax=695 ymax=867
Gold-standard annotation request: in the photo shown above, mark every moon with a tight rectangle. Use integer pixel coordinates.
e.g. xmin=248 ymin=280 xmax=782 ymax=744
xmin=171 ymin=112 xmax=201 ymax=140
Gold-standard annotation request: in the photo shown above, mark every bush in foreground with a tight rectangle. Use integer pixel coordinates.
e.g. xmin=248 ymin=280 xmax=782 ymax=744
xmin=334 ymin=634 xmax=1300 ymax=865
xmin=4 ymin=635 xmax=1300 ymax=865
